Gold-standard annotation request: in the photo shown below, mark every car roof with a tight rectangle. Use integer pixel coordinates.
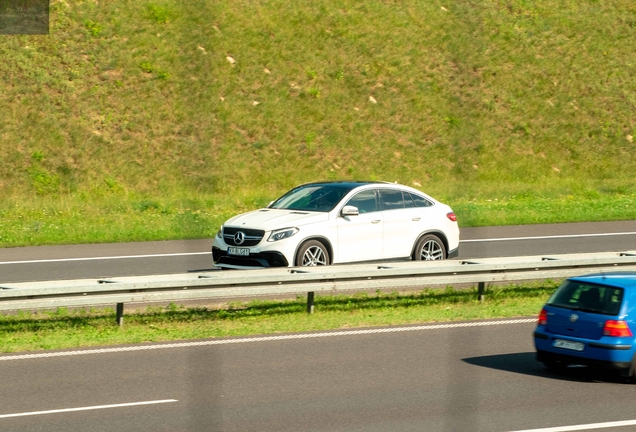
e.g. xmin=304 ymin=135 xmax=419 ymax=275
xmin=568 ymin=272 xmax=636 ymax=289
xmin=296 ymin=181 xmax=391 ymax=189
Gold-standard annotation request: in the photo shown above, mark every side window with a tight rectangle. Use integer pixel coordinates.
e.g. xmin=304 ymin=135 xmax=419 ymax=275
xmin=379 ymin=189 xmax=406 ymax=211
xmin=409 ymin=192 xmax=433 ymax=208
xmin=403 ymin=192 xmax=416 ymax=208
xmin=345 ymin=190 xmax=377 ymax=213
xmin=606 ymin=288 xmax=624 ymax=315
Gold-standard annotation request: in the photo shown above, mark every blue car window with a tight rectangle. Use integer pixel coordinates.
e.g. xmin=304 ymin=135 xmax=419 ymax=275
xmin=547 ymin=281 xmax=624 ymax=315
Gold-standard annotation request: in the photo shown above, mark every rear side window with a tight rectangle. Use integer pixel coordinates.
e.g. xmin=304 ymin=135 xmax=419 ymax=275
xmin=379 ymin=189 xmax=407 ymax=210
xmin=547 ymin=281 xmax=624 ymax=315
xmin=409 ymin=193 xmax=433 ymax=208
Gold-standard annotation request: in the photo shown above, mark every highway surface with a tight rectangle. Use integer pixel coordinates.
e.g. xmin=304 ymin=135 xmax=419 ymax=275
xmin=1 ymin=220 xmax=636 ymax=283
xmin=3 ymin=319 xmax=636 ymax=431
xmin=2 ymin=221 xmax=636 ymax=431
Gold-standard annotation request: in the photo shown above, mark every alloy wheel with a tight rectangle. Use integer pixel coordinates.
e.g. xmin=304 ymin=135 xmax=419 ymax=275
xmin=419 ymin=240 xmax=444 ymax=260
xmin=302 ymin=245 xmax=328 ymax=266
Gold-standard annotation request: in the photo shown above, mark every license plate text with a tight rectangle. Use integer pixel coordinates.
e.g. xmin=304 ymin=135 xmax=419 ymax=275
xmin=228 ymin=247 xmax=250 ymax=256
xmin=553 ymin=339 xmax=585 ymax=352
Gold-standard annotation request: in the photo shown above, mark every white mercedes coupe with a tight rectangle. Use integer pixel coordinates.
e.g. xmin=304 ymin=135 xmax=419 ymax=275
xmin=212 ymin=181 xmax=460 ymax=269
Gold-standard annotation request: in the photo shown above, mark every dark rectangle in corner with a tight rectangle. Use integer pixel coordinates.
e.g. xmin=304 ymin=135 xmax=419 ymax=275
xmin=0 ymin=0 xmax=49 ymax=34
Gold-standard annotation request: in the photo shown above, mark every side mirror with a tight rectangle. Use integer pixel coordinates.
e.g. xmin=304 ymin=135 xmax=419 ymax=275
xmin=341 ymin=205 xmax=359 ymax=216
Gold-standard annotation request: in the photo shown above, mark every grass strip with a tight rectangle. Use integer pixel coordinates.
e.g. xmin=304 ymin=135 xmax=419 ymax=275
xmin=0 ymin=280 xmax=559 ymax=353
xmin=2 ymin=0 xmax=636 ymax=248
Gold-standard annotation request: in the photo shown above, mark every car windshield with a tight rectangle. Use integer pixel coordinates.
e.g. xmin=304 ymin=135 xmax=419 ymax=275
xmin=269 ymin=185 xmax=355 ymax=212
xmin=546 ymin=280 xmax=624 ymax=315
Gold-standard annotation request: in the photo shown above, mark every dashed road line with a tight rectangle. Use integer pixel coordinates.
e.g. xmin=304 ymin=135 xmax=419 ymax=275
xmin=1 ymin=232 xmax=635 ymax=265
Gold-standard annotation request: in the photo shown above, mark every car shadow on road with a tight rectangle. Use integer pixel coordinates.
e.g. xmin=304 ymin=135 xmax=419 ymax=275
xmin=463 ymin=352 xmax=628 ymax=384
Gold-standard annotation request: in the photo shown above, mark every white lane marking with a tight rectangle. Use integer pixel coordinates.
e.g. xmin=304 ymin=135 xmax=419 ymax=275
xmin=0 ymin=318 xmax=535 ymax=361
xmin=0 ymin=399 xmax=178 ymax=419
xmin=509 ymin=418 xmax=636 ymax=431
xmin=0 ymin=231 xmax=636 ymax=265
xmin=461 ymin=232 xmax=636 ymax=243
xmin=0 ymin=252 xmax=209 ymax=265
xmin=2 ymin=232 xmax=635 ymax=265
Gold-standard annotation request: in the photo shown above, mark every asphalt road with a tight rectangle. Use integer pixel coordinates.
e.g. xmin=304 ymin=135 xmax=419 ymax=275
xmin=2 ymin=319 xmax=636 ymax=432
xmin=1 ymin=221 xmax=636 ymax=431
xmin=1 ymin=221 xmax=636 ymax=283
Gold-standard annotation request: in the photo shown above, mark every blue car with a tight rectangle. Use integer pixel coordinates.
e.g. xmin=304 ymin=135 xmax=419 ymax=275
xmin=534 ymin=272 xmax=636 ymax=378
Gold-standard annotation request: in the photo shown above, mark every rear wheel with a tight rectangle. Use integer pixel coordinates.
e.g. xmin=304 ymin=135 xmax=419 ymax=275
xmin=413 ymin=234 xmax=446 ymax=261
xmin=624 ymin=354 xmax=636 ymax=382
xmin=295 ymin=240 xmax=330 ymax=267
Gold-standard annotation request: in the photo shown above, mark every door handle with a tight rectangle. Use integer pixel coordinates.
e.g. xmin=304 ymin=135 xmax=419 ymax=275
xmin=412 ymin=217 xmax=421 ymax=221
xmin=372 ymin=220 xmax=381 ymax=224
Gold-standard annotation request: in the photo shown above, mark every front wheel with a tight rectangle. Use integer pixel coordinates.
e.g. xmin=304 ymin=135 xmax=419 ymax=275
xmin=295 ymin=240 xmax=330 ymax=266
xmin=413 ymin=235 xmax=446 ymax=261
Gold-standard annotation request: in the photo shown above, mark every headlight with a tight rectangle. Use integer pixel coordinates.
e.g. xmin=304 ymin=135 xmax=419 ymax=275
xmin=216 ymin=227 xmax=223 ymax=239
xmin=267 ymin=227 xmax=299 ymax=242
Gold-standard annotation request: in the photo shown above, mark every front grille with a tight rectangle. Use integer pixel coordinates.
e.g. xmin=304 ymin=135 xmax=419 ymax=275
xmin=222 ymin=227 xmax=265 ymax=246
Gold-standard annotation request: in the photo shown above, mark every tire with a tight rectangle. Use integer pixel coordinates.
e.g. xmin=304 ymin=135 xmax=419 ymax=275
xmin=295 ymin=240 xmax=330 ymax=267
xmin=413 ymin=234 xmax=446 ymax=261
xmin=623 ymin=354 xmax=636 ymax=382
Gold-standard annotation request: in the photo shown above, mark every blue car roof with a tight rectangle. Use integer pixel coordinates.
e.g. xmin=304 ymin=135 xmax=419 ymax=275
xmin=569 ymin=272 xmax=636 ymax=289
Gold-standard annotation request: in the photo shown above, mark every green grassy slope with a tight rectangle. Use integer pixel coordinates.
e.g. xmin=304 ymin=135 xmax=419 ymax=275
xmin=1 ymin=0 xmax=635 ymax=246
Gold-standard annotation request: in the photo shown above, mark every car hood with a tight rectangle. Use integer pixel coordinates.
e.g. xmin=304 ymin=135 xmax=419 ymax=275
xmin=223 ymin=209 xmax=329 ymax=231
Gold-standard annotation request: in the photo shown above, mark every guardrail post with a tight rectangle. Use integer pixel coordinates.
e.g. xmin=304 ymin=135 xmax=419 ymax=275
xmin=307 ymin=292 xmax=315 ymax=314
xmin=478 ymin=282 xmax=485 ymax=302
xmin=116 ymin=303 xmax=124 ymax=327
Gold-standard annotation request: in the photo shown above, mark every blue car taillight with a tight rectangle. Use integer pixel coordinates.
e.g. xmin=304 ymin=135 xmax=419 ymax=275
xmin=603 ymin=320 xmax=633 ymax=337
xmin=538 ymin=308 xmax=548 ymax=326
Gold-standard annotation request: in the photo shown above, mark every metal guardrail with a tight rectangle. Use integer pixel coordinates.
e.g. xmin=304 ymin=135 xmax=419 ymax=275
xmin=2 ymin=251 xmax=636 ymax=325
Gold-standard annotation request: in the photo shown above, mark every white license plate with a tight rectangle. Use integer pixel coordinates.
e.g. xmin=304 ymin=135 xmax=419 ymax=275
xmin=228 ymin=247 xmax=250 ymax=256
xmin=553 ymin=339 xmax=585 ymax=352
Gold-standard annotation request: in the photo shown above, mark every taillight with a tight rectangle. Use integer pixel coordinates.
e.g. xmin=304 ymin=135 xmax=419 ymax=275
xmin=446 ymin=212 xmax=457 ymax=222
xmin=603 ymin=320 xmax=633 ymax=337
xmin=538 ymin=309 xmax=548 ymax=326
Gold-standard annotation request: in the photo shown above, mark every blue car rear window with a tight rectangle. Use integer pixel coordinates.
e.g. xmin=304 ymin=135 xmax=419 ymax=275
xmin=547 ymin=281 xmax=624 ymax=315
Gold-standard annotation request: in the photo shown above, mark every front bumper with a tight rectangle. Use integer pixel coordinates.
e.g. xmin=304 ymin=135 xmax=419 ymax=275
xmin=212 ymin=246 xmax=289 ymax=268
